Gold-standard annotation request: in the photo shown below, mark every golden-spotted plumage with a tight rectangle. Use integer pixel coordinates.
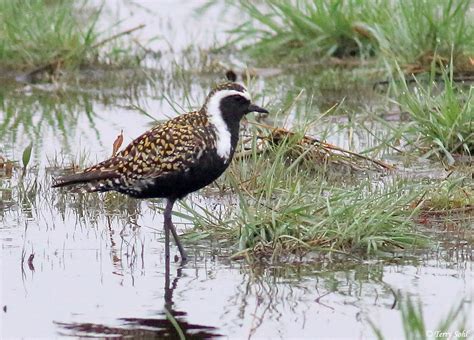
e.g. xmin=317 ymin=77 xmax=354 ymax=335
xmin=56 ymin=111 xmax=221 ymax=197
xmin=94 ymin=112 xmax=211 ymax=175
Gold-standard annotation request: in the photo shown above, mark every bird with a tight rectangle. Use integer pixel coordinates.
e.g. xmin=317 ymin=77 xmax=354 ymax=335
xmin=52 ymin=81 xmax=268 ymax=261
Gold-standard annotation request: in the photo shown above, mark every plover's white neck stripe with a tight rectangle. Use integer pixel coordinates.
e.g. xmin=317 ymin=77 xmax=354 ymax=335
xmin=206 ymin=89 xmax=251 ymax=160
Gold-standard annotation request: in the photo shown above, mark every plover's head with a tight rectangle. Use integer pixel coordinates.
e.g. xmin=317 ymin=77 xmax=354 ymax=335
xmin=202 ymin=82 xmax=268 ymax=126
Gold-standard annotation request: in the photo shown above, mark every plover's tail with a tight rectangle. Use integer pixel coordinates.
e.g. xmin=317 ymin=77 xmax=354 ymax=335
xmin=52 ymin=159 xmax=120 ymax=193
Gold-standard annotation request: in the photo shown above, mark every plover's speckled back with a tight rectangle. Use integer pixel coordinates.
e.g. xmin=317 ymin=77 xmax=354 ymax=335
xmin=52 ymin=81 xmax=268 ymax=261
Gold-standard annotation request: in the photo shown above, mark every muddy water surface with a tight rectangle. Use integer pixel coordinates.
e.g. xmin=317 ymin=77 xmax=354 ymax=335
xmin=1 ymin=1 xmax=472 ymax=339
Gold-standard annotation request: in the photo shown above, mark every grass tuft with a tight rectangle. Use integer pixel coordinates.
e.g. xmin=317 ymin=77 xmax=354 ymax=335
xmin=392 ymin=62 xmax=473 ymax=163
xmin=233 ymin=0 xmax=380 ymax=62
xmin=0 ymin=0 xmax=101 ymax=70
xmin=232 ymin=0 xmax=474 ymax=72
xmin=378 ymin=0 xmax=474 ymax=73
xmin=182 ymin=126 xmax=428 ymax=256
xmin=0 ymin=0 xmax=147 ymax=72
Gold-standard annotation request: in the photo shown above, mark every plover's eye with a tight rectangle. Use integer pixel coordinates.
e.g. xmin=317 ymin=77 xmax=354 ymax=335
xmin=233 ymin=95 xmax=247 ymax=103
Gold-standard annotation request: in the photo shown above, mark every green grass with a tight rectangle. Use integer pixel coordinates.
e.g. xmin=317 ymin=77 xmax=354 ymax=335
xmin=233 ymin=0 xmax=381 ymax=62
xmin=0 ymin=0 xmax=101 ymax=70
xmin=0 ymin=0 xmax=148 ymax=71
xmin=232 ymin=0 xmax=474 ymax=72
xmin=377 ymin=0 xmax=474 ymax=73
xmin=421 ymin=177 xmax=473 ymax=211
xmin=180 ymin=125 xmax=428 ymax=256
xmin=391 ymin=63 xmax=473 ymax=163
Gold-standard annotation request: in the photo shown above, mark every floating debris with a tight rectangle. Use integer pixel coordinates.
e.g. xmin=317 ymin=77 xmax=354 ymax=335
xmin=112 ymin=130 xmax=124 ymax=157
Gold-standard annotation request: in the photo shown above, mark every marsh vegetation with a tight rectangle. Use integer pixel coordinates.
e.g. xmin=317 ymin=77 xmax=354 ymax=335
xmin=1 ymin=0 xmax=472 ymax=338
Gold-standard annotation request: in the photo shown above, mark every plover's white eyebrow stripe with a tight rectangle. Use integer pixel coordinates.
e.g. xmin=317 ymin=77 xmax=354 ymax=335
xmin=213 ymin=89 xmax=251 ymax=101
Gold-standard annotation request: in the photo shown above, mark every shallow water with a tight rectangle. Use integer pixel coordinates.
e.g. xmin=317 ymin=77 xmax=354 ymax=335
xmin=1 ymin=174 xmax=471 ymax=338
xmin=1 ymin=1 xmax=473 ymax=339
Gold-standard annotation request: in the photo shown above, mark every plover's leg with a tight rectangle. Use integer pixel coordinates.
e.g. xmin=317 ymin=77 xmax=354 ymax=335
xmin=164 ymin=198 xmax=188 ymax=261
xmin=164 ymin=201 xmax=171 ymax=261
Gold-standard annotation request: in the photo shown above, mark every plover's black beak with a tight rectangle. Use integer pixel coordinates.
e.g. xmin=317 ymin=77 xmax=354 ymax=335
xmin=247 ymin=103 xmax=269 ymax=114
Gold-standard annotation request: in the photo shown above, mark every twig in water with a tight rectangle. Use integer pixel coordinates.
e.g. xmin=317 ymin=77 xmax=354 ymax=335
xmin=91 ymin=24 xmax=146 ymax=49
xmin=248 ymin=121 xmax=395 ymax=171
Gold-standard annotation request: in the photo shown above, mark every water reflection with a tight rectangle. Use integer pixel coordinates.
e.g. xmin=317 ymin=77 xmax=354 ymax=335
xmin=55 ymin=259 xmax=221 ymax=339
xmin=1 ymin=0 xmax=472 ymax=338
